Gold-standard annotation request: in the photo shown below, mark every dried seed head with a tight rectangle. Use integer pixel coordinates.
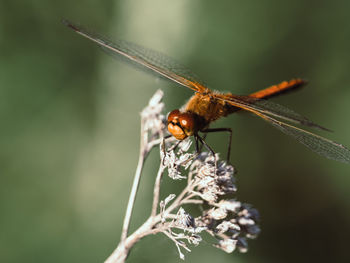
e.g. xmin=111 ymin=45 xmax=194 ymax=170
xmin=141 ymin=89 xmax=166 ymax=137
xmin=162 ymin=139 xmax=194 ymax=180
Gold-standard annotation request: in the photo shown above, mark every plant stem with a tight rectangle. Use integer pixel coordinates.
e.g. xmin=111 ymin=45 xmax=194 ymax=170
xmin=151 ymin=160 xmax=165 ymax=217
xmin=105 ymin=217 xmax=160 ymax=263
xmin=120 ymin=120 xmax=148 ymax=242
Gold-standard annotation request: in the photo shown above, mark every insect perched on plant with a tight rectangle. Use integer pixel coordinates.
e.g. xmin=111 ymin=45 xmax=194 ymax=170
xmin=63 ymin=20 xmax=350 ymax=164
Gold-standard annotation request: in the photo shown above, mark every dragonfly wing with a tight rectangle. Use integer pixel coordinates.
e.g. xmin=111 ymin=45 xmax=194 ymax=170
xmin=216 ymin=94 xmax=331 ymax=131
xmin=63 ymin=20 xmax=207 ymax=93
xmin=213 ymin=94 xmax=349 ymax=162
xmin=256 ymin=111 xmax=350 ymax=163
xmin=247 ymin=97 xmax=331 ymax=131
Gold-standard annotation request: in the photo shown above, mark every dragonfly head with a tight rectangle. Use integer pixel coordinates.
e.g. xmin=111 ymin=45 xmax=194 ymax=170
xmin=167 ymin=110 xmax=196 ymax=140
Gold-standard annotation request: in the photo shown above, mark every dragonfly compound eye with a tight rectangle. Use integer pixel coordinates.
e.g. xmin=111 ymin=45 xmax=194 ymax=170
xmin=167 ymin=110 xmax=195 ymax=140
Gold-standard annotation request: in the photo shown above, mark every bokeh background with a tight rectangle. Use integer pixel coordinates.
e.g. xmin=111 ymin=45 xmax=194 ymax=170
xmin=1 ymin=0 xmax=350 ymax=262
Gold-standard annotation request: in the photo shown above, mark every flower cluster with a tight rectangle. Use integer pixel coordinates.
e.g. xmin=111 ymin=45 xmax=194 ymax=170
xmin=189 ymin=152 xmax=236 ymax=202
xmin=199 ymin=201 xmax=260 ymax=253
xmin=161 ymin=144 xmax=260 ymax=258
xmin=141 ymin=90 xmax=260 ymax=259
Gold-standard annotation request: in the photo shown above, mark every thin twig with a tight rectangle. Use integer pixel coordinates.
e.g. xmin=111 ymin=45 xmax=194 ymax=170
xmin=180 ymin=199 xmax=204 ymax=205
xmin=120 ymin=120 xmax=149 ymax=242
xmin=105 ymin=217 xmax=161 ymax=263
xmin=164 ymin=183 xmax=195 ymax=215
xmin=151 ymin=160 xmax=166 ymax=217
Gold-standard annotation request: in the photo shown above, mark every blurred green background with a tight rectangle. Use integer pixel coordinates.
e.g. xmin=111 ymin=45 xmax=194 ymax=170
xmin=1 ymin=0 xmax=350 ymax=262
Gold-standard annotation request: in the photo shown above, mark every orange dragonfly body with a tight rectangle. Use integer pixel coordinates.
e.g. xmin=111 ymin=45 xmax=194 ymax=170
xmin=64 ymin=20 xmax=350 ymax=164
xmin=168 ymin=79 xmax=307 ymax=140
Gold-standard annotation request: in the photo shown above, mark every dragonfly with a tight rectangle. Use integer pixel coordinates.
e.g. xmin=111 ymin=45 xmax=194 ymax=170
xmin=63 ymin=20 xmax=350 ymax=164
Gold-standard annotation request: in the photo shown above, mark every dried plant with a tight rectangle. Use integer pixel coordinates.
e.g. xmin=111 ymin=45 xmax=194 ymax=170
xmin=104 ymin=90 xmax=260 ymax=263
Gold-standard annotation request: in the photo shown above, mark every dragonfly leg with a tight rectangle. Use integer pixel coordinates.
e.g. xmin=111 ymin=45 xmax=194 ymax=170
xmin=197 ymin=133 xmax=207 ymax=153
xmin=189 ymin=135 xmax=202 ymax=160
xmin=195 ymin=135 xmax=200 ymax=152
xmin=164 ymin=134 xmax=172 ymax=139
xmin=196 ymin=134 xmax=217 ymax=172
xmin=201 ymin=128 xmax=232 ymax=162
xmin=169 ymin=139 xmax=182 ymax=152
xmin=163 ymin=134 xmax=186 ymax=151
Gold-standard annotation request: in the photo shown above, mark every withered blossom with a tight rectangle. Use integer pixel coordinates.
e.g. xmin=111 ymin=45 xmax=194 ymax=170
xmin=161 ymin=140 xmax=260 ymax=257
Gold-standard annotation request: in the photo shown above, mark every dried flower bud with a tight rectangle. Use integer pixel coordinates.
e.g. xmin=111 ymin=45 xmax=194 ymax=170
xmin=208 ymin=207 xmax=228 ymax=220
xmin=175 ymin=207 xmax=195 ymax=229
xmin=237 ymin=237 xmax=248 ymax=253
xmin=217 ymin=199 xmax=241 ymax=212
xmin=215 ymin=238 xmax=237 ymax=253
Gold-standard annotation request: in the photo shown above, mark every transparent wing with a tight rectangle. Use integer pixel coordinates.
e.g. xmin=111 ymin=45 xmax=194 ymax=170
xmin=214 ymin=94 xmax=350 ymax=163
xmin=219 ymin=94 xmax=330 ymax=131
xmin=63 ymin=20 xmax=207 ymax=93
xmin=256 ymin=111 xmax=350 ymax=163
